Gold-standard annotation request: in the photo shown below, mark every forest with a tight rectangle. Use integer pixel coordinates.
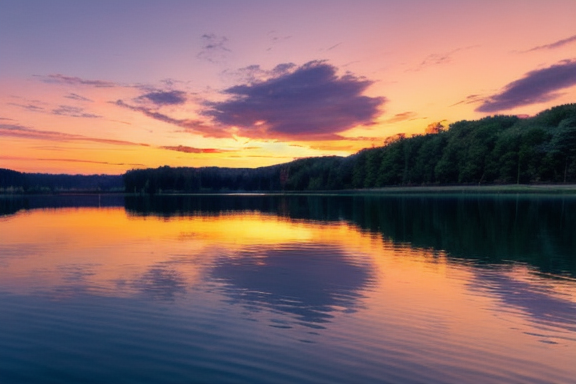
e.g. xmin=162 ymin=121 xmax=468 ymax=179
xmin=1 ymin=103 xmax=575 ymax=194
xmin=0 ymin=169 xmax=123 ymax=193
xmin=124 ymin=103 xmax=576 ymax=193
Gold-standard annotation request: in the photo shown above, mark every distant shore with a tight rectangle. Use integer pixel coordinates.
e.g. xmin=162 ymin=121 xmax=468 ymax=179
xmin=342 ymin=184 xmax=576 ymax=195
xmin=3 ymin=184 xmax=576 ymax=196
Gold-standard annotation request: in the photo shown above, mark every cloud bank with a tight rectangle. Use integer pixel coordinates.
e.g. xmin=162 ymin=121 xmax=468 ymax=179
xmin=205 ymin=61 xmax=385 ymax=140
xmin=476 ymin=59 xmax=576 ymax=113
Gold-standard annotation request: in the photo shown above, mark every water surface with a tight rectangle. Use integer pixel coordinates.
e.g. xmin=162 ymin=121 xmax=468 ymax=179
xmin=1 ymin=194 xmax=575 ymax=383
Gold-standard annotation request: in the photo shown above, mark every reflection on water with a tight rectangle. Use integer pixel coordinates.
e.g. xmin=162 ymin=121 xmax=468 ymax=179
xmin=122 ymin=194 xmax=576 ymax=276
xmin=0 ymin=194 xmax=575 ymax=384
xmin=470 ymin=268 xmax=576 ymax=335
xmin=212 ymin=244 xmax=372 ymax=325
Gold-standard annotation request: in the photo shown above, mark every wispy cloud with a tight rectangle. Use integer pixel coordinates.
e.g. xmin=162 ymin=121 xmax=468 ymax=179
xmin=476 ymin=59 xmax=576 ymax=113
xmin=138 ymin=90 xmax=187 ymax=106
xmin=265 ymin=30 xmax=292 ymax=52
xmin=64 ymin=93 xmax=93 ymax=102
xmin=8 ymin=102 xmax=45 ymax=112
xmin=450 ymin=94 xmax=484 ymax=107
xmin=197 ymin=33 xmax=231 ymax=63
xmin=524 ymin=34 xmax=576 ymax=52
xmin=0 ymin=155 xmax=144 ymax=167
xmin=161 ymin=145 xmax=227 ymax=154
xmin=113 ymin=100 xmax=226 ymax=138
xmin=51 ymin=105 xmax=101 ymax=118
xmin=10 ymin=100 xmax=101 ymax=119
xmin=383 ymin=111 xmax=418 ymax=124
xmin=0 ymin=123 xmax=148 ymax=146
xmin=37 ymin=74 xmax=116 ymax=88
xmin=410 ymin=46 xmax=478 ymax=72
xmin=205 ymin=61 xmax=385 ymax=140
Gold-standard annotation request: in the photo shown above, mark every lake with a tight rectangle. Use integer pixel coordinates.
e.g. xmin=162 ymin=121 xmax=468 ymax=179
xmin=1 ymin=194 xmax=575 ymax=384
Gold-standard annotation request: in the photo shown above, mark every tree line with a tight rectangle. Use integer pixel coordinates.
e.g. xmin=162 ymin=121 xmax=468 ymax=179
xmin=0 ymin=169 xmax=123 ymax=193
xmin=2 ymin=103 xmax=575 ymax=194
xmin=125 ymin=103 xmax=576 ymax=193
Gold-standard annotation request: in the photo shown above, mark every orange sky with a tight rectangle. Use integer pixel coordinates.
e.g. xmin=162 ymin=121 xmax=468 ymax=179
xmin=1 ymin=1 xmax=575 ymax=174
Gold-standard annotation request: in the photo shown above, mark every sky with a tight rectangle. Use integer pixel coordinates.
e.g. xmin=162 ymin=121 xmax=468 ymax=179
xmin=1 ymin=0 xmax=575 ymax=175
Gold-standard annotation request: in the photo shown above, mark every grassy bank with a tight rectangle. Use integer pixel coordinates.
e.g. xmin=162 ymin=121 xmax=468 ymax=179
xmin=345 ymin=184 xmax=576 ymax=195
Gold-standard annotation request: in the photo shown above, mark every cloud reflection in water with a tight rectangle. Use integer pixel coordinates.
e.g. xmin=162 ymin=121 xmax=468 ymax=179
xmin=210 ymin=244 xmax=374 ymax=327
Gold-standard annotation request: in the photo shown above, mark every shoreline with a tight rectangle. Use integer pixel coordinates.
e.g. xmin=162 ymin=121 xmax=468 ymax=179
xmin=2 ymin=184 xmax=576 ymax=196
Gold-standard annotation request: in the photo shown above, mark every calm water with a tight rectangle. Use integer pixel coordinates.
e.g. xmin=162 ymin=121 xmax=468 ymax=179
xmin=1 ymin=194 xmax=575 ymax=384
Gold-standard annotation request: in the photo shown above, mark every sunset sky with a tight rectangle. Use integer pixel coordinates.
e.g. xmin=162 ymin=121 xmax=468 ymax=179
xmin=1 ymin=0 xmax=575 ymax=175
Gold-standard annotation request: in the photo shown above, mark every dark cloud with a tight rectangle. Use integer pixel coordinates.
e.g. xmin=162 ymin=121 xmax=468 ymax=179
xmin=52 ymin=105 xmax=101 ymax=118
xmin=65 ymin=93 xmax=93 ymax=102
xmin=38 ymin=74 xmax=116 ymax=88
xmin=161 ymin=145 xmax=226 ymax=154
xmin=0 ymin=123 xmax=147 ymax=147
xmin=197 ymin=33 xmax=231 ymax=63
xmin=205 ymin=61 xmax=385 ymax=140
xmin=525 ymin=34 xmax=576 ymax=52
xmin=139 ymin=90 xmax=187 ymax=106
xmin=113 ymin=100 xmax=226 ymax=138
xmin=476 ymin=59 xmax=576 ymax=113
xmin=222 ymin=63 xmax=297 ymax=84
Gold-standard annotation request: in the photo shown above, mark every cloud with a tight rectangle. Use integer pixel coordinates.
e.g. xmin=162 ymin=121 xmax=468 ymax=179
xmin=0 ymin=123 xmax=147 ymax=147
xmin=64 ymin=93 xmax=93 ymax=102
xmin=476 ymin=59 xmax=576 ymax=113
xmin=205 ymin=61 xmax=385 ymax=140
xmin=161 ymin=145 xmax=227 ymax=154
xmin=383 ymin=111 xmax=418 ymax=124
xmin=8 ymin=102 xmax=45 ymax=112
xmin=222 ymin=63 xmax=297 ymax=84
xmin=525 ymin=34 xmax=576 ymax=52
xmin=410 ymin=46 xmax=478 ymax=72
xmin=450 ymin=94 xmax=484 ymax=107
xmin=0 ymin=155 xmax=144 ymax=167
xmin=52 ymin=105 xmax=101 ymax=118
xmin=113 ymin=100 xmax=226 ymax=138
xmin=38 ymin=74 xmax=116 ymax=88
xmin=197 ymin=33 xmax=231 ymax=63
xmin=265 ymin=30 xmax=292 ymax=52
xmin=9 ymin=100 xmax=101 ymax=119
xmin=138 ymin=90 xmax=187 ymax=106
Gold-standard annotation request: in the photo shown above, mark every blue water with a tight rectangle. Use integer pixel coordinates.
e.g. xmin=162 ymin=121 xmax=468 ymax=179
xmin=1 ymin=194 xmax=575 ymax=383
